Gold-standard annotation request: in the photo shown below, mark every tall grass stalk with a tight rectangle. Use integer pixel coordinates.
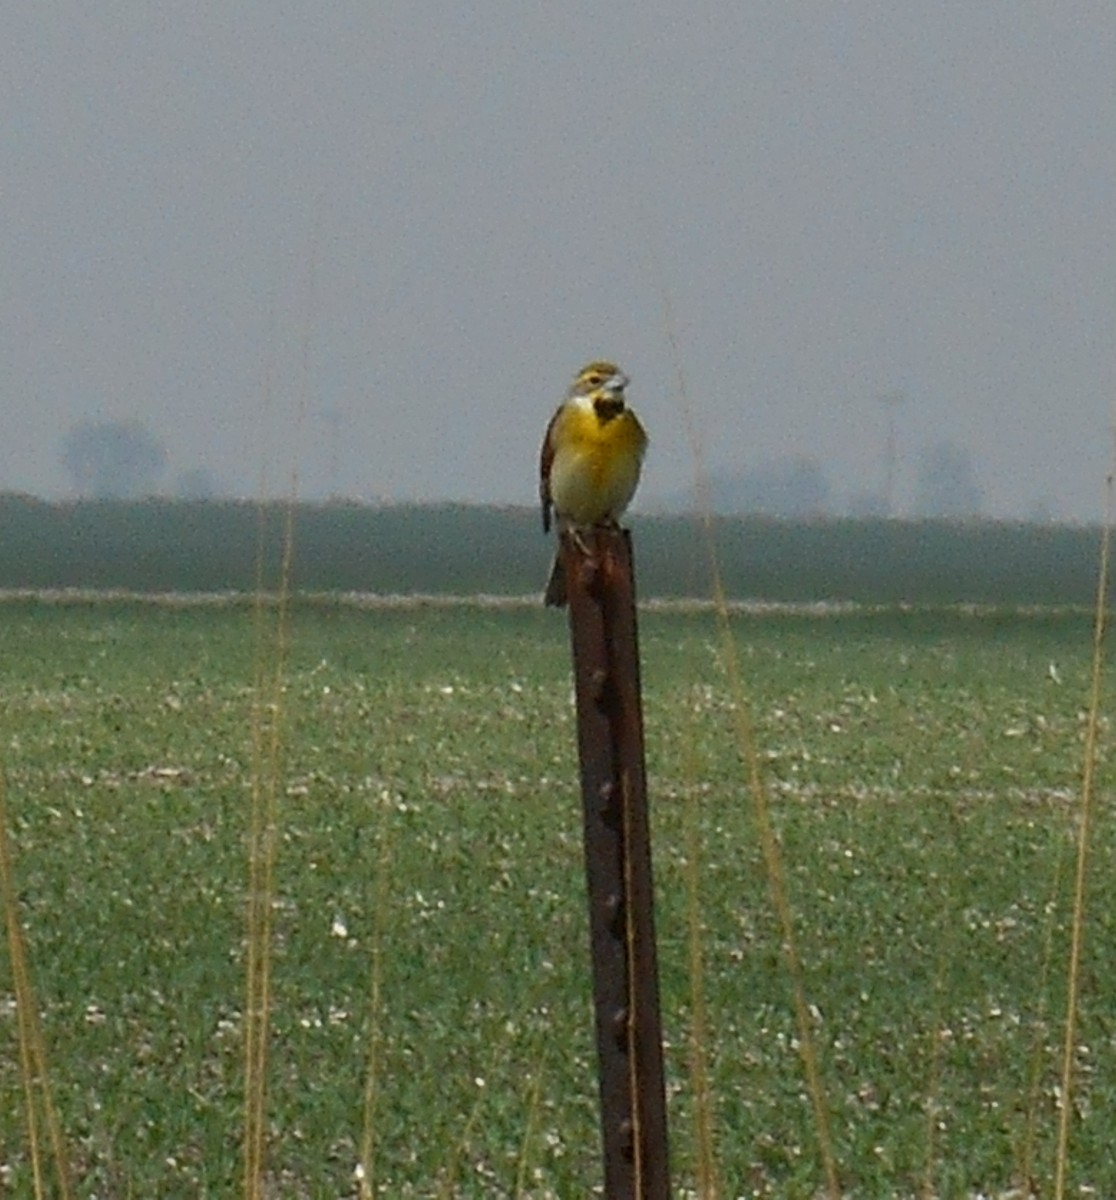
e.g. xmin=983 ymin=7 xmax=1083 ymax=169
xmin=243 ymin=235 xmax=317 ymax=1198
xmin=357 ymin=815 xmax=393 ymax=1199
xmin=659 ymin=296 xmax=723 ymax=1195
xmin=682 ymin=742 xmax=720 ymax=1199
xmin=513 ymin=1068 xmax=545 ymax=1198
xmin=664 ymin=315 xmax=840 ymax=1198
xmin=1052 ymin=449 xmax=1114 ymax=1198
xmin=0 ymin=777 xmax=74 ymax=1199
xmin=242 ymin=499 xmax=296 ymax=1199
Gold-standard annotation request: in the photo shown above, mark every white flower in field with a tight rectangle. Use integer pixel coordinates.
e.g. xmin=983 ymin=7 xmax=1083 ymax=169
xmin=330 ymin=914 xmax=348 ymax=939
xmin=1048 ymin=661 xmax=1062 ymax=684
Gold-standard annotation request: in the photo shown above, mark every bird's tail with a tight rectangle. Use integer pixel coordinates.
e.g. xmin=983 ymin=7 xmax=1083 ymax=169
xmin=543 ymin=552 xmax=566 ymax=607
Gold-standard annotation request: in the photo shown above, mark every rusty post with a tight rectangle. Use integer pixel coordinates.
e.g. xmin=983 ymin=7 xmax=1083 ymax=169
xmin=561 ymin=526 xmax=670 ymax=1200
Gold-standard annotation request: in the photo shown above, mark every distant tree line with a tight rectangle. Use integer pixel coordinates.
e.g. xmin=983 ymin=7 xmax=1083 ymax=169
xmin=671 ymin=438 xmax=989 ymax=520
xmin=61 ymin=420 xmax=167 ymax=499
xmin=0 ymin=494 xmax=1103 ymax=606
xmin=58 ymin=419 xmax=222 ymax=500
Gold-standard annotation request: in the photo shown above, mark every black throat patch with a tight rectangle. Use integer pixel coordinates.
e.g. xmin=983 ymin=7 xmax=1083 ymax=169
xmin=594 ymin=396 xmax=624 ymax=422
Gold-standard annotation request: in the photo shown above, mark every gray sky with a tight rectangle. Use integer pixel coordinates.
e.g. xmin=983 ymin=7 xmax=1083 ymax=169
xmin=4 ymin=3 xmax=1114 ymax=519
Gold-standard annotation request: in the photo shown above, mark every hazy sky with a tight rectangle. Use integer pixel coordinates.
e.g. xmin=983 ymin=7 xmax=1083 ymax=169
xmin=4 ymin=3 xmax=1114 ymax=518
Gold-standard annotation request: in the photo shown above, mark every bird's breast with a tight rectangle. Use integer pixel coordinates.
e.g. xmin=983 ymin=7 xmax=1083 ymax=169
xmin=548 ymin=406 xmax=647 ymax=524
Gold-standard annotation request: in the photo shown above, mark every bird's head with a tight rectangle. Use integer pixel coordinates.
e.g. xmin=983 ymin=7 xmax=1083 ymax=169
xmin=570 ymin=361 xmax=630 ymax=420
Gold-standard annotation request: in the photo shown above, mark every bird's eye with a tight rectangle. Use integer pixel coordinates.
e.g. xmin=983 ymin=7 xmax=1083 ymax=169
xmin=585 ymin=373 xmax=602 ymax=386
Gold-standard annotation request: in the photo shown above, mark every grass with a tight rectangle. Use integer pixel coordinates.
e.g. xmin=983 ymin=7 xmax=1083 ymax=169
xmin=1 ymin=598 xmax=1114 ymax=1195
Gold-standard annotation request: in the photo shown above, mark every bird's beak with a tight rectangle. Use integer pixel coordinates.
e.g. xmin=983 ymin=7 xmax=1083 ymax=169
xmin=606 ymin=371 xmax=629 ymax=394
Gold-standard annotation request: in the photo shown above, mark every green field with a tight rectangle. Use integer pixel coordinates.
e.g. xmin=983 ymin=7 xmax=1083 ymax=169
xmin=1 ymin=598 xmax=1114 ymax=1196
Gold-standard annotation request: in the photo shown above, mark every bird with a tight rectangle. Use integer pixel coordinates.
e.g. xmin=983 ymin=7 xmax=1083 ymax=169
xmin=539 ymin=360 xmax=648 ymax=607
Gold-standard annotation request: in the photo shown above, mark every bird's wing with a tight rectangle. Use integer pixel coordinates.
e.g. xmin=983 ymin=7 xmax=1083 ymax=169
xmin=539 ymin=406 xmax=561 ymax=533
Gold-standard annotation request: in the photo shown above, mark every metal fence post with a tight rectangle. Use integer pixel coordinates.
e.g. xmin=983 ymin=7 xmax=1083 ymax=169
xmin=562 ymin=526 xmax=670 ymax=1200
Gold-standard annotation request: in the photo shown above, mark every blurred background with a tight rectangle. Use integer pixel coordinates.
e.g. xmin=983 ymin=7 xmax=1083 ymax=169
xmin=3 ymin=3 xmax=1113 ymax=521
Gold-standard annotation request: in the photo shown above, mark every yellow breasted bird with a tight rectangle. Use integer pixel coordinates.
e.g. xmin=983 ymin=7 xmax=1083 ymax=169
xmin=539 ymin=361 xmax=648 ymax=606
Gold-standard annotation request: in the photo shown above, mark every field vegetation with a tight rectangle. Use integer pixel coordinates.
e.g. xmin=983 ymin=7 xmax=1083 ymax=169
xmin=1 ymin=596 xmax=1113 ymax=1195
xmin=0 ymin=493 xmax=1105 ymax=605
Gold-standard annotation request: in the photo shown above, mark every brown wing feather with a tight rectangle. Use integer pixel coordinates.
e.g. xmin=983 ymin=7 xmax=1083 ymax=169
xmin=539 ymin=406 xmax=561 ymax=533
